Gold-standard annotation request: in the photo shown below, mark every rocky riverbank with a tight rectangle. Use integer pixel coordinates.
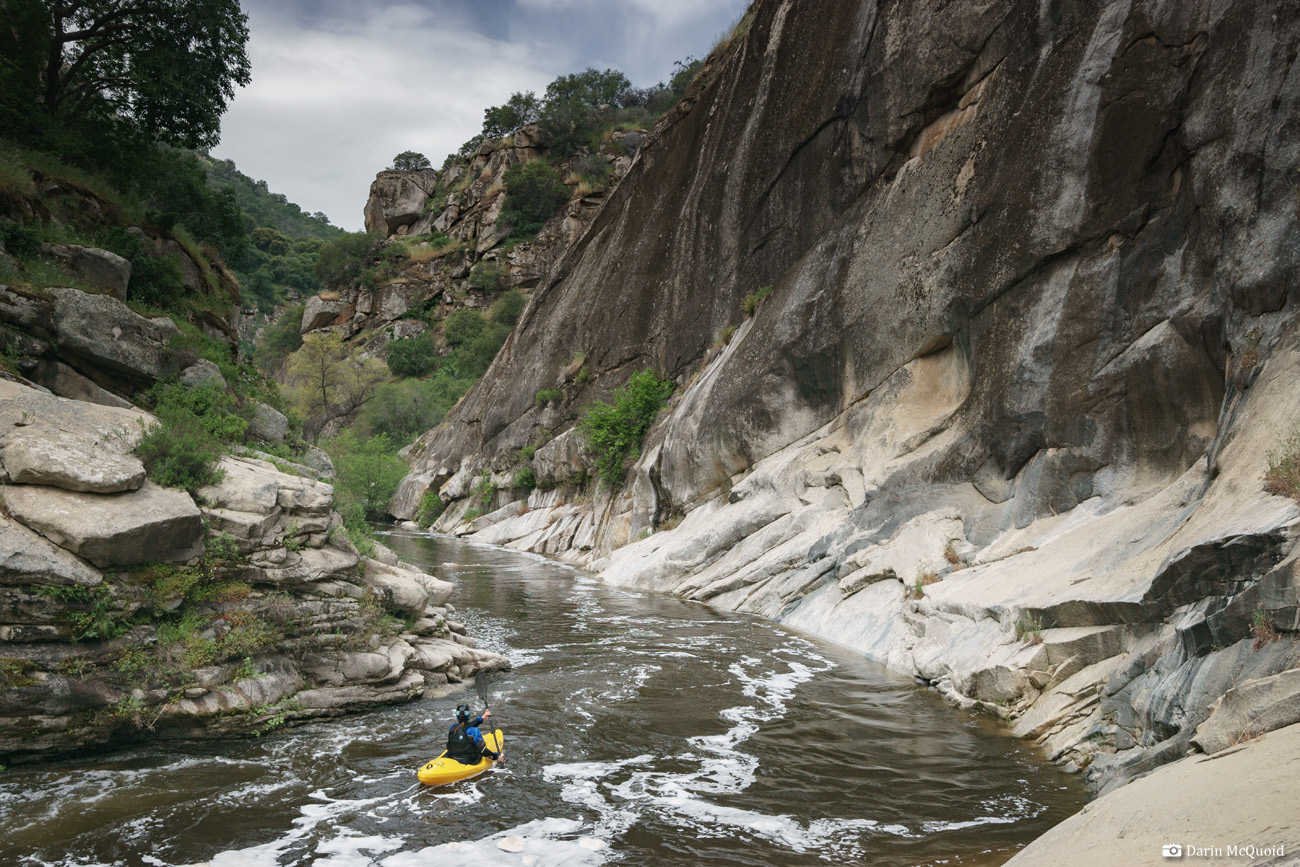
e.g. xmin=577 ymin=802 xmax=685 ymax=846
xmin=0 ymin=376 xmax=505 ymax=765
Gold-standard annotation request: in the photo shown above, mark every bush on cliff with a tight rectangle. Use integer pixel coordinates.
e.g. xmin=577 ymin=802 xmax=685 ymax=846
xmin=135 ymin=382 xmax=246 ymax=491
xmin=386 ymin=334 xmax=437 ymax=378
xmin=1265 ymin=429 xmax=1300 ymax=502
xmin=580 ymin=370 xmax=673 ymax=484
xmin=501 ymin=161 xmax=568 ymax=240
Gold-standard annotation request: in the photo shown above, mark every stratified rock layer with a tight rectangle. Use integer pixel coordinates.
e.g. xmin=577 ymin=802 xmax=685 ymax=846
xmin=0 ymin=382 xmax=507 ymax=764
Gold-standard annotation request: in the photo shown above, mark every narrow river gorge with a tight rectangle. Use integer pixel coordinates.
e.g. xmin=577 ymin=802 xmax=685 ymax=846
xmin=1 ymin=532 xmax=1086 ymax=866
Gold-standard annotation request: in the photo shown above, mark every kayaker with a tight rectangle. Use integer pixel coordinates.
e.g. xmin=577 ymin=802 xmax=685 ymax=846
xmin=447 ymin=703 xmax=504 ymax=765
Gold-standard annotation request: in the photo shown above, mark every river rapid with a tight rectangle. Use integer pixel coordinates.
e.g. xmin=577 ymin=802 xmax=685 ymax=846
xmin=1 ymin=531 xmax=1088 ymax=866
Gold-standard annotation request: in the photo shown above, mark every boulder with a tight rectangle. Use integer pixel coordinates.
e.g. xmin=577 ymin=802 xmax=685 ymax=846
xmin=45 ymin=286 xmax=182 ymax=384
xmin=178 ymin=359 xmax=226 ymax=390
xmin=1193 ymin=668 xmax=1300 ymax=755
xmin=301 ymin=295 xmax=347 ymax=333
xmin=197 ymin=456 xmax=334 ymax=517
xmin=3 ymin=481 xmax=204 ymax=566
xmin=303 ymin=447 xmax=335 ymax=480
xmin=0 ymin=421 xmax=145 ymax=493
xmin=38 ymin=244 xmax=130 ymax=300
xmin=249 ymin=401 xmax=289 ymax=443
xmin=0 ymin=514 xmax=102 ymax=587
xmin=363 ymin=169 xmax=440 ymax=237
xmin=362 ymin=559 xmax=432 ymax=618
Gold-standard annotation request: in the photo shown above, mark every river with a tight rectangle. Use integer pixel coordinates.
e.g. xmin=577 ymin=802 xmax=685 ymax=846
xmin=0 ymin=531 xmax=1088 ymax=866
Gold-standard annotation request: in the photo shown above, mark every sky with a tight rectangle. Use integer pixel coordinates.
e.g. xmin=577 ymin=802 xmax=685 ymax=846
xmin=212 ymin=0 xmax=751 ymax=231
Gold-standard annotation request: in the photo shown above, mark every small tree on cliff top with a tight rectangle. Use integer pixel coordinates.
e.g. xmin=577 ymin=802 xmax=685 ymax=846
xmin=390 ymin=151 xmax=431 ymax=172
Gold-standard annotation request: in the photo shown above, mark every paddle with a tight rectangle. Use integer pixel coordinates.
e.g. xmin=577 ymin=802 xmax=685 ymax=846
xmin=475 ymin=671 xmax=503 ymax=761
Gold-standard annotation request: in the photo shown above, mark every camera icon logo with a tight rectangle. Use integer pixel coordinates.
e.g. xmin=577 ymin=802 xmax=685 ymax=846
xmin=1162 ymin=844 xmax=1184 ymax=858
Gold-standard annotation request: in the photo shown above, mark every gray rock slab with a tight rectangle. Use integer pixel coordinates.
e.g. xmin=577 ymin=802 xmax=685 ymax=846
xmin=38 ymin=244 xmax=130 ymax=300
xmin=198 ymin=456 xmax=334 ymax=517
xmin=4 ymin=481 xmax=203 ymax=566
xmin=0 ymin=425 xmax=145 ymax=492
xmin=0 ymin=514 xmax=102 ymax=586
xmin=1193 ymin=667 xmax=1300 ymax=755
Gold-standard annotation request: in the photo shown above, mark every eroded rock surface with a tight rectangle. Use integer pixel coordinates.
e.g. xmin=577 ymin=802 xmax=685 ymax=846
xmin=392 ymin=0 xmax=1300 ymax=795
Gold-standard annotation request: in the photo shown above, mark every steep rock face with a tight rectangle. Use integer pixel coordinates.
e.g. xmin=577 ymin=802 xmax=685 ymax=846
xmin=393 ymin=0 xmax=1300 ymax=791
xmin=0 ymin=383 xmax=507 ymax=764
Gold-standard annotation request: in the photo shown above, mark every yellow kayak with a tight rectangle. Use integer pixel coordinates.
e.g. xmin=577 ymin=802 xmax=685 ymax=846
xmin=417 ymin=729 xmax=503 ymax=786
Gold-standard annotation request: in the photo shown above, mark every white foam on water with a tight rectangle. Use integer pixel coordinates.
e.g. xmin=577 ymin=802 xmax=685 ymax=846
xmin=205 ymin=788 xmax=394 ymax=867
xmin=312 ymin=832 xmax=403 ymax=866
xmin=379 ymin=818 xmax=607 ymax=867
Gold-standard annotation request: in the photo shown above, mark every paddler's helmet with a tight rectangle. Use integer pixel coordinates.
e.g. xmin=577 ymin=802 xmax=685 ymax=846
xmin=455 ymin=703 xmax=471 ymax=722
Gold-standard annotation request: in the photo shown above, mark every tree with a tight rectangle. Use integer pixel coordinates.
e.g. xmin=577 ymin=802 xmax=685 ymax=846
xmin=33 ymin=0 xmax=251 ymax=150
xmin=390 ymin=150 xmax=431 ymax=172
xmin=500 ymin=161 xmax=568 ymax=239
xmin=482 ymin=91 xmax=540 ymax=139
xmin=386 ymin=334 xmax=437 ymax=378
xmin=286 ymin=333 xmax=387 ymax=439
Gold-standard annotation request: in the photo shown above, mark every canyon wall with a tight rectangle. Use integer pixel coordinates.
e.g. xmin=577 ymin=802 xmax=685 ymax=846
xmin=394 ymin=0 xmax=1300 ymax=791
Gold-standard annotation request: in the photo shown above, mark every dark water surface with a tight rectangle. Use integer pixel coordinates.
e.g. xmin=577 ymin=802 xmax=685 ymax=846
xmin=0 ymin=531 xmax=1088 ymax=866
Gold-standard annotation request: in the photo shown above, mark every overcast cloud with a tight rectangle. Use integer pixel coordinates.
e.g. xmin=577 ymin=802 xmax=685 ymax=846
xmin=212 ymin=0 xmax=749 ymax=231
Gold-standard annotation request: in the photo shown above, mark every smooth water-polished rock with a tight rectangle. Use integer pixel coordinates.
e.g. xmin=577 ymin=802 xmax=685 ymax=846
xmin=1005 ymin=722 xmax=1300 ymax=867
xmin=3 ymin=481 xmax=203 ymax=566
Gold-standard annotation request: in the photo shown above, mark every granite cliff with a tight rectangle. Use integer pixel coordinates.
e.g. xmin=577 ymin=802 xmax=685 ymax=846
xmin=391 ymin=0 xmax=1300 ymax=794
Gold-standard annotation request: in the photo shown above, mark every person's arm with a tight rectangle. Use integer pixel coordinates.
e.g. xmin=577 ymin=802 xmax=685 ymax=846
xmin=470 ymin=727 xmax=501 ymax=760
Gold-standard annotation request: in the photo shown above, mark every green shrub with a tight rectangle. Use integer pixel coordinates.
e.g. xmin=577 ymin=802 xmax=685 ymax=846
xmin=579 ymin=370 xmax=673 ymax=483
xmin=572 ymin=153 xmax=611 ymax=185
xmin=326 ymin=432 xmax=407 ymax=521
xmin=416 ymin=490 xmax=445 ymax=528
xmin=252 ymin=305 xmax=305 ymax=373
xmin=470 ymin=470 xmax=498 ymax=511
xmin=135 ymin=412 xmax=226 ymax=491
xmin=517 ymin=444 xmax=536 ymax=462
xmin=489 ymin=289 xmax=527 ymax=326
xmin=501 ymin=161 xmax=568 ymax=240
xmin=0 ymin=220 xmax=39 ymax=259
xmin=386 ymin=334 xmax=438 ymax=378
xmin=443 ymin=308 xmax=485 ymax=348
xmin=128 ymin=252 xmax=189 ymax=309
xmin=512 ymin=466 xmax=536 ymax=491
xmin=468 ymin=261 xmax=505 ymax=293
xmin=1265 ymin=428 xmax=1300 ymax=502
xmin=135 ymin=381 xmax=244 ymax=492
xmin=741 ymin=285 xmax=773 ymax=317
xmin=314 ymin=232 xmax=374 ymax=287
xmin=354 ymin=378 xmax=452 ymax=445
xmin=535 ymin=388 xmax=562 ymax=407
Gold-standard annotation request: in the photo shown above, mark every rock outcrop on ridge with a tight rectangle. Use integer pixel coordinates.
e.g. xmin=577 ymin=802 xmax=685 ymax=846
xmin=391 ymin=0 xmax=1300 ymax=792
xmin=297 ymin=124 xmax=644 ymax=356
